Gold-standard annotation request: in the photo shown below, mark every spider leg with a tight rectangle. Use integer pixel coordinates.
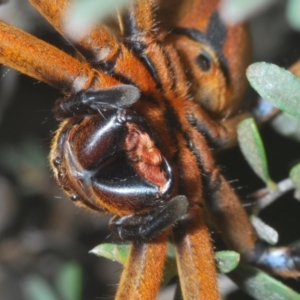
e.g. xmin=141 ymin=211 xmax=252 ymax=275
xmin=115 ymin=233 xmax=168 ymax=300
xmin=207 ymin=174 xmax=300 ymax=277
xmin=187 ymin=120 xmax=300 ymax=278
xmin=173 ymin=207 xmax=220 ymax=300
xmin=120 ymin=0 xmax=165 ymax=87
xmin=188 ymin=105 xmax=252 ymax=149
xmin=0 ymin=21 xmax=118 ymax=92
xmin=29 ymin=0 xmax=158 ymax=93
xmin=182 ymin=120 xmax=257 ymax=256
xmin=29 ymin=0 xmax=120 ymax=64
xmin=109 ymin=195 xmax=188 ymax=241
xmin=251 ymin=241 xmax=300 ymax=277
xmin=119 ymin=0 xmax=189 ymax=97
xmin=0 ymin=20 xmax=88 ymax=92
xmin=54 ymin=84 xmax=140 ymax=120
xmin=182 ymin=121 xmax=300 ymax=278
xmin=161 ymin=130 xmax=220 ymax=299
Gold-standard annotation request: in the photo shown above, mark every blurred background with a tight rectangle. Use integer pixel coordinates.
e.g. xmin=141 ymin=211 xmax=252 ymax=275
xmin=0 ymin=0 xmax=300 ymax=299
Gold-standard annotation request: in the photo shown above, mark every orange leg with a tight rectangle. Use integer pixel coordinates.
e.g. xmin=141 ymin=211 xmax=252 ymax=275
xmin=186 ymin=101 xmax=252 ymax=150
xmin=208 ymin=175 xmax=257 ymax=259
xmin=30 ymin=0 xmax=158 ymax=94
xmin=0 ymin=20 xmax=89 ymax=92
xmin=0 ymin=21 xmax=118 ymax=92
xmin=29 ymin=0 xmax=120 ymax=63
xmin=187 ymin=123 xmax=300 ymax=277
xmin=207 ymin=174 xmax=300 ymax=277
xmin=125 ymin=0 xmax=191 ymax=97
xmin=184 ymin=123 xmax=257 ymax=259
xmin=115 ymin=233 xmax=168 ymax=300
xmin=165 ymin=130 xmax=220 ymax=299
xmin=119 ymin=0 xmax=185 ymax=95
xmin=173 ymin=207 xmax=220 ymax=300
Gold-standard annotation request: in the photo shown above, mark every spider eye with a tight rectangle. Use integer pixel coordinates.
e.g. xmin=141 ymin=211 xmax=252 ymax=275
xmin=196 ymin=52 xmax=212 ymax=72
xmin=70 ymin=194 xmax=79 ymax=202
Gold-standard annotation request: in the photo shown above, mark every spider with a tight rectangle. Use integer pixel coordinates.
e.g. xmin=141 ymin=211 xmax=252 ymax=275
xmin=0 ymin=0 xmax=300 ymax=299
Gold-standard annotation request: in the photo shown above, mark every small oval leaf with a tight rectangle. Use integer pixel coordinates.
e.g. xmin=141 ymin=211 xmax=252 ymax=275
xmin=271 ymin=112 xmax=300 ymax=142
xmin=90 ymin=243 xmax=130 ymax=265
xmin=23 ymin=275 xmax=59 ymax=300
xmin=220 ymin=0 xmax=276 ymax=24
xmin=286 ymin=0 xmax=300 ymax=30
xmin=230 ymin=263 xmax=300 ymax=300
xmin=251 ymin=216 xmax=278 ymax=245
xmin=56 ymin=262 xmax=82 ymax=300
xmin=215 ymin=251 xmax=240 ymax=274
xmin=290 ymin=163 xmax=300 ymax=191
xmin=237 ymin=118 xmax=275 ymax=188
xmin=247 ymin=62 xmax=300 ymax=119
xmin=65 ymin=0 xmax=132 ymax=38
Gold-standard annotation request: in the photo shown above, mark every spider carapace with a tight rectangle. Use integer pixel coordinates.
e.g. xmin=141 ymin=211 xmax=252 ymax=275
xmin=0 ymin=0 xmax=299 ymax=299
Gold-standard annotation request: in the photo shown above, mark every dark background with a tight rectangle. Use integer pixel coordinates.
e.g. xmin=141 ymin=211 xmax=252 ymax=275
xmin=0 ymin=0 xmax=300 ymax=299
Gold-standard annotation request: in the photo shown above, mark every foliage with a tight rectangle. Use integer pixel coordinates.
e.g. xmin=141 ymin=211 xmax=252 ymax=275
xmin=23 ymin=262 xmax=82 ymax=300
xmin=220 ymin=0 xmax=300 ymax=29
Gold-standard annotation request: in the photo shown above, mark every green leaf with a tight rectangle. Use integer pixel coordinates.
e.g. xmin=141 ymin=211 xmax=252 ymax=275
xmin=247 ymin=63 xmax=300 ymax=119
xmin=56 ymin=262 xmax=82 ymax=300
xmin=69 ymin=0 xmax=131 ymax=20
xmin=65 ymin=0 xmax=132 ymax=38
xmin=23 ymin=275 xmax=59 ymax=300
xmin=220 ymin=0 xmax=276 ymax=23
xmin=287 ymin=0 xmax=300 ymax=30
xmin=162 ymin=243 xmax=177 ymax=286
xmin=229 ymin=263 xmax=300 ymax=300
xmin=215 ymin=251 xmax=240 ymax=274
xmin=251 ymin=216 xmax=278 ymax=245
xmin=90 ymin=243 xmax=130 ymax=265
xmin=271 ymin=112 xmax=300 ymax=142
xmin=237 ymin=118 xmax=275 ymax=188
xmin=290 ymin=163 xmax=300 ymax=191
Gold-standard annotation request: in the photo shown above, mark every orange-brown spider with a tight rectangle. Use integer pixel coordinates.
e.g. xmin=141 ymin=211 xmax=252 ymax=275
xmin=0 ymin=0 xmax=300 ymax=299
